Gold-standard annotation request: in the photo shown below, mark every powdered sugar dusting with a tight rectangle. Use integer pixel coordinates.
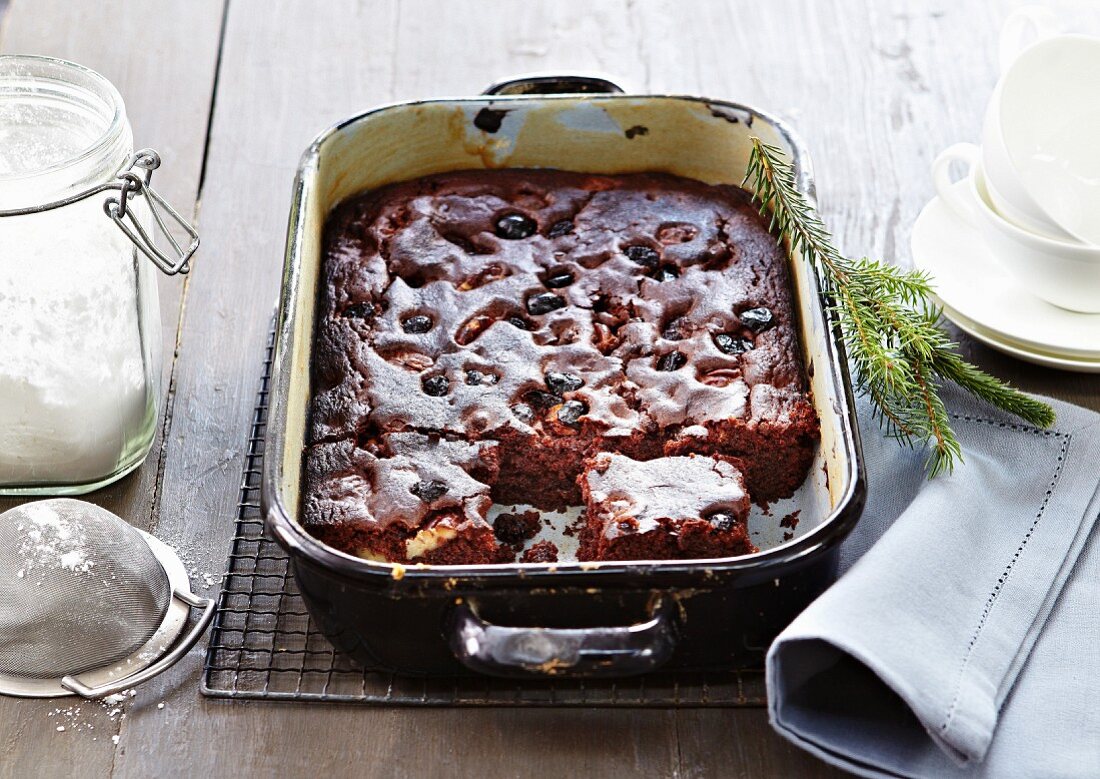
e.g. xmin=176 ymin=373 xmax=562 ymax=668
xmin=15 ymin=502 xmax=95 ymax=576
xmin=59 ymin=549 xmax=91 ymax=572
xmin=172 ymin=543 xmax=220 ymax=592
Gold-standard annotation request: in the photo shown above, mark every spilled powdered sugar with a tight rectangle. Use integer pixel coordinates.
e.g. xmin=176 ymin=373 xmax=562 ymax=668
xmin=47 ymin=688 xmax=173 ymax=742
xmin=48 ymin=686 xmax=170 ymax=743
xmin=171 ymin=543 xmax=220 ymax=592
xmin=47 ymin=689 xmax=135 ymax=740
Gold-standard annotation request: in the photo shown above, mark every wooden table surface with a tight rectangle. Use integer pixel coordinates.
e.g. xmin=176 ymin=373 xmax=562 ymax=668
xmin=1 ymin=1 xmax=1097 ymax=776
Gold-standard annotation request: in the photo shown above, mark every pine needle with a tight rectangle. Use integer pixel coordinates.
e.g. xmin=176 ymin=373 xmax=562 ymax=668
xmin=743 ymin=138 xmax=1055 ymax=475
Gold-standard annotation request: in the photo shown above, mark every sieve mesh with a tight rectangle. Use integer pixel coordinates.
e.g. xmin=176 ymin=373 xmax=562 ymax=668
xmin=0 ymin=499 xmax=171 ymax=679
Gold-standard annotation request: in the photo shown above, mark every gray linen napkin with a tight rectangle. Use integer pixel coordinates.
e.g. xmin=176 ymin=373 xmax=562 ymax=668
xmin=767 ymin=383 xmax=1100 ymax=778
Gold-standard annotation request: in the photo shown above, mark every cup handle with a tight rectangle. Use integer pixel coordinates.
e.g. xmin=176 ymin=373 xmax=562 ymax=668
xmin=932 ymin=143 xmax=981 ymax=226
xmin=998 ymin=5 xmax=1061 ymax=72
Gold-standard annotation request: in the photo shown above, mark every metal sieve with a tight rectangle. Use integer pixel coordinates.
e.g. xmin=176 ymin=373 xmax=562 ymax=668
xmin=0 ymin=499 xmax=214 ymax=698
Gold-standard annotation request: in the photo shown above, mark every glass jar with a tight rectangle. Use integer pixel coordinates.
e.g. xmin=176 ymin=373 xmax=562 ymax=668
xmin=0 ymin=56 xmax=197 ymax=495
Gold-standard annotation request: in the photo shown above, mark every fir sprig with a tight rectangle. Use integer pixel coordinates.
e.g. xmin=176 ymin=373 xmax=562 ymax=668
xmin=743 ymin=138 xmax=1055 ymax=475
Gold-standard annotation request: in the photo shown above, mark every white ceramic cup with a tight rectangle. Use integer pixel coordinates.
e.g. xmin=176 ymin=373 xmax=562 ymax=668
xmin=933 ymin=142 xmax=1100 ymax=313
xmin=980 ymin=6 xmax=1084 ymax=242
xmin=997 ymin=34 xmax=1100 ymax=246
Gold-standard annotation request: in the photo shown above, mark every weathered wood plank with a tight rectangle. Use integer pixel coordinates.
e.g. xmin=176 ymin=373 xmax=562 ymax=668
xmin=0 ymin=2 xmax=224 ymax=777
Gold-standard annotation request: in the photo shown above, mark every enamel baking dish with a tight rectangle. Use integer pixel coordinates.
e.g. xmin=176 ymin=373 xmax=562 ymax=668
xmin=263 ymin=75 xmax=865 ymax=678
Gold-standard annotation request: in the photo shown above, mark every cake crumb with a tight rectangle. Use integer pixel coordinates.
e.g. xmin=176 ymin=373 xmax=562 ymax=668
xmin=493 ymin=510 xmax=541 ymax=547
xmin=521 ymin=540 xmax=558 ymax=563
xmin=780 ymin=510 xmax=801 ymax=530
xmin=564 ymin=513 xmax=586 ymax=538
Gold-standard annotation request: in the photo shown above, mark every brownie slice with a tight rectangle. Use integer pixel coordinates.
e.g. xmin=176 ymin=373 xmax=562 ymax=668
xmin=302 ymin=433 xmax=501 ymax=564
xmin=577 ymin=453 xmax=756 ymax=561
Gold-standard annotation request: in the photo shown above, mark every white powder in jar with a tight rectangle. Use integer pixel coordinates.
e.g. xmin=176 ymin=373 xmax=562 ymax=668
xmin=0 ymin=100 xmax=97 ymax=176
xmin=0 ymin=137 xmax=156 ymax=487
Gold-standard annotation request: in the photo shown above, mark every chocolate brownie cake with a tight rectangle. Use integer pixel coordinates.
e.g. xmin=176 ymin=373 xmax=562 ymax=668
xmin=303 ymin=169 xmax=818 ymax=564
xmin=578 ymin=453 xmax=755 ymax=561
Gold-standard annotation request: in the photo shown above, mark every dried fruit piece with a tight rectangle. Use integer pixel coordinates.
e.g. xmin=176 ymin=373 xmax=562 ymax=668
xmin=662 ymin=318 xmax=686 ymax=340
xmin=544 ymin=269 xmax=575 ymax=288
xmin=656 ymin=352 xmax=687 ymax=371
xmin=410 ymin=480 xmax=447 ymax=502
xmin=714 ymin=333 xmax=753 ymax=355
xmin=455 ymin=314 xmax=493 ymax=345
xmin=740 ymin=307 xmax=774 ymax=333
xmin=547 ymin=220 xmax=574 ymax=238
xmin=524 ymin=389 xmax=560 ymax=411
xmin=651 ymin=264 xmax=680 ymax=282
xmin=401 ymin=314 xmax=433 ymax=334
xmin=527 ymin=292 xmax=566 ymax=315
xmin=342 ymin=302 xmax=374 ymax=319
xmin=465 ymin=369 xmax=498 ymax=386
xmin=495 ymin=213 xmax=537 ymax=239
xmin=421 ymin=376 xmax=449 ymax=396
xmin=592 ymin=322 xmax=620 ymax=355
xmin=706 ymin=511 xmax=737 ymax=531
xmin=555 ymin=400 xmax=588 ymax=427
xmin=545 ymin=371 xmax=584 ymax=394
xmin=459 ymin=263 xmax=508 ymax=290
xmin=623 ymin=244 xmax=660 ymax=269
xmin=511 ymin=403 xmax=535 ymax=423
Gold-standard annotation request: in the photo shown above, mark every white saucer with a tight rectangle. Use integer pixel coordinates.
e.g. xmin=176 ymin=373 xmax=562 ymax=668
xmin=941 ymin=301 xmax=1100 ymax=373
xmin=912 ymin=183 xmax=1100 ymax=360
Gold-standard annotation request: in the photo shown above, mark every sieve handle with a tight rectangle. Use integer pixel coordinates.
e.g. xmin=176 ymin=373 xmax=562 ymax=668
xmin=60 ymin=589 xmax=215 ymax=699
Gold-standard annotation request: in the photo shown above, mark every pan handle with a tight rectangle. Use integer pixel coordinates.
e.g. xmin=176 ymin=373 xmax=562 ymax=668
xmin=446 ymin=598 xmax=676 ymax=677
xmin=482 ymin=73 xmax=625 ymax=96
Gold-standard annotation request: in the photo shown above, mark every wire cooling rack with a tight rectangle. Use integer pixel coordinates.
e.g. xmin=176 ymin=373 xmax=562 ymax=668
xmin=201 ymin=328 xmax=766 ymax=707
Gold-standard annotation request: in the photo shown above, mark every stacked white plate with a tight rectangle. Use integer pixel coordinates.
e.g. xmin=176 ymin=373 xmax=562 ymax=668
xmin=912 ymin=181 xmax=1100 ymax=373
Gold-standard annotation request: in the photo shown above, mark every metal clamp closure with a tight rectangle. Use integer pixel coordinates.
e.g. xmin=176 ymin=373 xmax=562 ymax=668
xmin=0 ymin=148 xmax=199 ymax=276
xmin=104 ymin=150 xmax=198 ymax=275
